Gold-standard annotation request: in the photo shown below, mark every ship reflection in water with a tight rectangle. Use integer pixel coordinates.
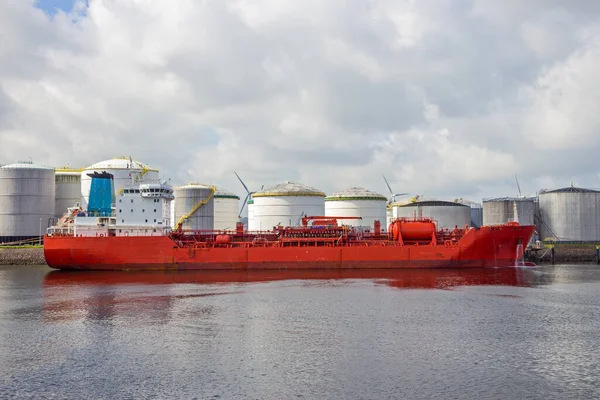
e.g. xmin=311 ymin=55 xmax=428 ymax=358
xmin=44 ymin=267 xmax=529 ymax=288
xmin=7 ymin=265 xmax=600 ymax=399
xmin=42 ymin=268 xmax=529 ymax=323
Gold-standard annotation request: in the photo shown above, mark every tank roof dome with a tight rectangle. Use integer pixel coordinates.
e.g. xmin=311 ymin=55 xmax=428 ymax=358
xmin=55 ymin=167 xmax=83 ymax=173
xmin=325 ymin=187 xmax=387 ymax=201
xmin=540 ymin=186 xmax=600 ymax=194
xmin=84 ymin=157 xmax=158 ymax=172
xmin=176 ymin=183 xmax=215 ymax=190
xmin=483 ymin=196 xmax=536 ymax=202
xmin=395 ymin=200 xmax=468 ymax=208
xmin=0 ymin=161 xmax=53 ymax=170
xmin=253 ymin=181 xmax=325 ymax=197
xmin=214 ymin=186 xmax=240 ymax=199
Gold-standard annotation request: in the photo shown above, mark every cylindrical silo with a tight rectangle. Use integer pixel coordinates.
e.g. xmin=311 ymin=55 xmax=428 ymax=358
xmin=325 ymin=187 xmax=387 ymax=230
xmin=538 ymin=187 xmax=600 ymax=241
xmin=391 ymin=200 xmax=470 ymax=230
xmin=246 ymin=199 xmax=254 ymax=230
xmin=55 ymin=168 xmax=82 ymax=218
xmin=173 ymin=184 xmax=215 ymax=230
xmin=470 ymin=205 xmax=483 ymax=227
xmin=81 ymin=157 xmax=159 ymax=210
xmin=482 ymin=197 xmax=536 ymax=226
xmin=249 ymin=181 xmax=325 ymax=230
xmin=454 ymin=198 xmax=483 ymax=227
xmin=214 ymin=187 xmax=240 ymax=231
xmin=386 ymin=207 xmax=393 ymax=227
xmin=0 ymin=162 xmax=55 ymax=243
xmin=170 ymin=198 xmax=176 ymax=228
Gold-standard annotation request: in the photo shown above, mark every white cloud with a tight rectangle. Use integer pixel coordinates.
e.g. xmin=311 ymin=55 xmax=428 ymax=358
xmin=523 ymin=33 xmax=600 ymax=149
xmin=1 ymin=0 xmax=600 ymax=203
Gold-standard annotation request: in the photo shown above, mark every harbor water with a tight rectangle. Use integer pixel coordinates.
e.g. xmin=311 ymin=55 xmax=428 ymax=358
xmin=1 ymin=265 xmax=600 ymax=399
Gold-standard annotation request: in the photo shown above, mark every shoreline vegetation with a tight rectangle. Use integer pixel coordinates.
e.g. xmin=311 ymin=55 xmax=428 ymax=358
xmin=1 ymin=246 xmax=600 ymax=266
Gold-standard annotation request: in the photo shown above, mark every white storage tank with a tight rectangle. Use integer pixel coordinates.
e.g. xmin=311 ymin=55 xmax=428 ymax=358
xmin=54 ymin=168 xmax=81 ymax=218
xmin=538 ymin=186 xmax=600 ymax=241
xmin=454 ymin=198 xmax=484 ymax=227
xmin=0 ymin=161 xmax=55 ymax=243
xmin=170 ymin=198 xmax=176 ymax=228
xmin=325 ymin=187 xmax=387 ymax=230
xmin=246 ymin=199 xmax=254 ymax=229
xmin=80 ymin=157 xmax=159 ymax=210
xmin=391 ymin=200 xmax=471 ymax=230
xmin=214 ymin=187 xmax=240 ymax=231
xmin=386 ymin=207 xmax=393 ymax=227
xmin=249 ymin=181 xmax=325 ymax=230
xmin=483 ymin=197 xmax=536 ymax=226
xmin=470 ymin=205 xmax=483 ymax=228
xmin=173 ymin=184 xmax=215 ymax=230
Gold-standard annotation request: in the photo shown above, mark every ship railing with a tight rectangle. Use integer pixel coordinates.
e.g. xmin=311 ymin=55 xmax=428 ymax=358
xmin=279 ymin=237 xmax=338 ymax=243
xmin=47 ymin=226 xmax=74 ymax=236
xmin=355 ymin=239 xmax=397 ymax=247
xmin=278 ymin=237 xmax=339 ymax=247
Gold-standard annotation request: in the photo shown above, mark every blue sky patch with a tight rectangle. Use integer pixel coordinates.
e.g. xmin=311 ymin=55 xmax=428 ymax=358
xmin=35 ymin=0 xmax=75 ymax=14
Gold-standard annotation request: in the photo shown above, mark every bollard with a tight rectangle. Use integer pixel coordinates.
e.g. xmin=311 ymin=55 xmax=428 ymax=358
xmin=551 ymin=246 xmax=555 ymax=265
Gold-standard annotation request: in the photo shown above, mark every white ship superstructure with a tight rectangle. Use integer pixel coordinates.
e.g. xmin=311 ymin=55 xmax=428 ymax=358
xmin=50 ymin=180 xmax=174 ymax=237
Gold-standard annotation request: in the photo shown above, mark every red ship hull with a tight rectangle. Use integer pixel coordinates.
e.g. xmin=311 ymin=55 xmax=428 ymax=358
xmin=44 ymin=224 xmax=536 ymax=271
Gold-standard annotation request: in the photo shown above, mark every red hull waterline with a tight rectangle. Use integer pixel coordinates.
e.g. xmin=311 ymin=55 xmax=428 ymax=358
xmin=44 ymin=224 xmax=536 ymax=271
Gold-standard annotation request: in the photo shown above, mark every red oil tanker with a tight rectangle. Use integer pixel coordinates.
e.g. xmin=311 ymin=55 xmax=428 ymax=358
xmin=44 ymin=215 xmax=535 ymax=271
xmin=44 ymin=173 xmax=535 ymax=271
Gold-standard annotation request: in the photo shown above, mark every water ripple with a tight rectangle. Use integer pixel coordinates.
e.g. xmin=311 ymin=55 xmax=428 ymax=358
xmin=0 ymin=265 xmax=600 ymax=399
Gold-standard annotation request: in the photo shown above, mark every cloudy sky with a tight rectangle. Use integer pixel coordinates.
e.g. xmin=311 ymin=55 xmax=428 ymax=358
xmin=1 ymin=0 xmax=600 ymax=201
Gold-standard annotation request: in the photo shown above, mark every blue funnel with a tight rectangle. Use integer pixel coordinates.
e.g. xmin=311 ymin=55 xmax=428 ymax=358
xmin=87 ymin=171 xmax=115 ymax=216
